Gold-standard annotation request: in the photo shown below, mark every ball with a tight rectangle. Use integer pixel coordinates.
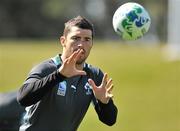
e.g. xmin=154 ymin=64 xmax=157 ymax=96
xmin=112 ymin=2 xmax=151 ymax=40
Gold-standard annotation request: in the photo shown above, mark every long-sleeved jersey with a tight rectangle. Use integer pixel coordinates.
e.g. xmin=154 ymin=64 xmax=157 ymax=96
xmin=17 ymin=54 xmax=117 ymax=131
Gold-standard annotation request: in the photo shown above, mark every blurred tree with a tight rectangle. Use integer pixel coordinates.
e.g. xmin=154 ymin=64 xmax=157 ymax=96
xmin=0 ymin=0 xmax=168 ymax=42
xmin=0 ymin=0 xmax=65 ymax=38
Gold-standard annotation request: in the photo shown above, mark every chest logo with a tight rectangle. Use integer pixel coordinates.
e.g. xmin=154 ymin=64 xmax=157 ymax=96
xmin=57 ymin=81 xmax=67 ymax=96
xmin=84 ymin=82 xmax=92 ymax=95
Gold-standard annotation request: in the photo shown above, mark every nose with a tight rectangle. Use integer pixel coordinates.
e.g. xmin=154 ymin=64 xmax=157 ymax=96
xmin=77 ymin=43 xmax=82 ymax=49
xmin=77 ymin=41 xmax=85 ymax=52
xmin=77 ymin=40 xmax=84 ymax=48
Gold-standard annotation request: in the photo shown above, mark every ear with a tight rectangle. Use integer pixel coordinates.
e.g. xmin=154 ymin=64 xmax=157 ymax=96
xmin=60 ymin=36 xmax=66 ymax=47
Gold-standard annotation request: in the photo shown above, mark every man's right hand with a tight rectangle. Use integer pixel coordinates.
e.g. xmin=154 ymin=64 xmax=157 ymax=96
xmin=58 ymin=49 xmax=86 ymax=77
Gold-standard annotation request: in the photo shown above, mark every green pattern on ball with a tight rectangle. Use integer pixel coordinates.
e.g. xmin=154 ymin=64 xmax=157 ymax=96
xmin=121 ymin=6 xmax=142 ymax=38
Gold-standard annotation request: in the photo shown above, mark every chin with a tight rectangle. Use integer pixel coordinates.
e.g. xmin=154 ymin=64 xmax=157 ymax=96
xmin=76 ymin=60 xmax=85 ymax=65
xmin=76 ymin=58 xmax=86 ymax=65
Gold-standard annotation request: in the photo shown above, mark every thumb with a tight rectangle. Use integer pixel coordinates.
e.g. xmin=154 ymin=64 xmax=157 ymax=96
xmin=88 ymin=79 xmax=97 ymax=91
xmin=76 ymin=70 xmax=87 ymax=76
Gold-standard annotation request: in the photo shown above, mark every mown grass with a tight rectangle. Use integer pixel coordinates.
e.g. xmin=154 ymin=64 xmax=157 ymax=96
xmin=0 ymin=40 xmax=179 ymax=131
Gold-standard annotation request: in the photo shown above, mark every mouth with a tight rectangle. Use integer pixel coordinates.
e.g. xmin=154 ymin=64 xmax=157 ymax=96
xmin=74 ymin=49 xmax=87 ymax=64
xmin=74 ymin=48 xmax=85 ymax=54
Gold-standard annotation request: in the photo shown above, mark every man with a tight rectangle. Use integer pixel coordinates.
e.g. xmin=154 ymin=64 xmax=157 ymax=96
xmin=17 ymin=16 xmax=118 ymax=131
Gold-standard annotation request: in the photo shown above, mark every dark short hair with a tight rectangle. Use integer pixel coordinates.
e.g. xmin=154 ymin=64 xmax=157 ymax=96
xmin=63 ymin=16 xmax=94 ymax=38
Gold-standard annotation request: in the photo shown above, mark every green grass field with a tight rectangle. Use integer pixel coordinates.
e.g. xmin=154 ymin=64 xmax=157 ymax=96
xmin=0 ymin=40 xmax=179 ymax=131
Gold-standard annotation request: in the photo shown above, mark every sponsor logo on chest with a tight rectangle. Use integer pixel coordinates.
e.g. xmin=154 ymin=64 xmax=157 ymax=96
xmin=57 ymin=81 xmax=67 ymax=96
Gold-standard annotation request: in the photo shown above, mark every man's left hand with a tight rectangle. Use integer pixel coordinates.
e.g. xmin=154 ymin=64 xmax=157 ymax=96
xmin=88 ymin=73 xmax=114 ymax=104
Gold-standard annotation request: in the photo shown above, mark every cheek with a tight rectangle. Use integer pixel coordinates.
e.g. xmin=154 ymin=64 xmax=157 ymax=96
xmin=67 ymin=44 xmax=77 ymax=53
xmin=85 ymin=44 xmax=92 ymax=54
xmin=65 ymin=40 xmax=74 ymax=49
xmin=86 ymin=43 xmax=93 ymax=50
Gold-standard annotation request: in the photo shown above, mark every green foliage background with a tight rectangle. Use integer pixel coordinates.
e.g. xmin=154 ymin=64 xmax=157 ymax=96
xmin=0 ymin=40 xmax=179 ymax=131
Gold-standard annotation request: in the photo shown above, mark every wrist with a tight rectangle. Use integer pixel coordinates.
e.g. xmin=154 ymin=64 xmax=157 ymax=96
xmin=99 ymin=98 xmax=110 ymax=104
xmin=56 ymin=70 xmax=67 ymax=80
xmin=98 ymin=99 xmax=113 ymax=106
xmin=58 ymin=66 xmax=67 ymax=77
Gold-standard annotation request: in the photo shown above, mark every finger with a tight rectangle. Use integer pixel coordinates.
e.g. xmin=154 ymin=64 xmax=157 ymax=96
xmin=107 ymin=84 xmax=114 ymax=93
xmin=74 ymin=49 xmax=83 ymax=62
xmin=106 ymin=78 xmax=113 ymax=89
xmin=101 ymin=73 xmax=108 ymax=87
xmin=75 ymin=70 xmax=87 ymax=76
xmin=68 ymin=49 xmax=80 ymax=63
xmin=107 ymin=93 xmax=113 ymax=98
xmin=63 ymin=58 xmax=69 ymax=65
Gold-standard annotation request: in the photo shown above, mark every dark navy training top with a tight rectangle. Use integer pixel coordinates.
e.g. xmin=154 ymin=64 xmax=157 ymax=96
xmin=17 ymin=54 xmax=117 ymax=131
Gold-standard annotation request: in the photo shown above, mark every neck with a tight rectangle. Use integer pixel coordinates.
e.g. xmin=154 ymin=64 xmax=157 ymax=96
xmin=76 ymin=63 xmax=84 ymax=70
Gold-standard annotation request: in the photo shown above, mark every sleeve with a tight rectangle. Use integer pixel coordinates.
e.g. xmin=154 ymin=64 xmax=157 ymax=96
xmin=91 ymin=68 xmax=118 ymax=126
xmin=17 ymin=61 xmax=66 ymax=107
xmin=93 ymin=98 xmax=118 ymax=126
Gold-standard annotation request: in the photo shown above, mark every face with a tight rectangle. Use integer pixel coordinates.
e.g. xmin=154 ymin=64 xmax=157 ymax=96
xmin=60 ymin=26 xmax=93 ymax=65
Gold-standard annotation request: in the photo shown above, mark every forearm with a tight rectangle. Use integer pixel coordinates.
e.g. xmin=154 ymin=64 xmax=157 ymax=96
xmin=17 ymin=70 xmax=66 ymax=107
xmin=95 ymin=99 xmax=118 ymax=126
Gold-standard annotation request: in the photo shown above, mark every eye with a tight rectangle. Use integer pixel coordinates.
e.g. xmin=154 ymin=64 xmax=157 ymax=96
xmin=71 ymin=36 xmax=80 ymax=41
xmin=85 ymin=37 xmax=91 ymax=42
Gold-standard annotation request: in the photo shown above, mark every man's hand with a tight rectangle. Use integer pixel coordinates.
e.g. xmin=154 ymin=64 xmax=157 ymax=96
xmin=58 ymin=49 xmax=86 ymax=77
xmin=88 ymin=73 xmax=114 ymax=104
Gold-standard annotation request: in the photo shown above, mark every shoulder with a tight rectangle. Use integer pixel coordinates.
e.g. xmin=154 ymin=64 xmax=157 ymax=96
xmin=28 ymin=58 xmax=57 ymax=77
xmin=84 ymin=63 xmax=104 ymax=86
xmin=85 ymin=64 xmax=102 ymax=75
